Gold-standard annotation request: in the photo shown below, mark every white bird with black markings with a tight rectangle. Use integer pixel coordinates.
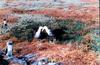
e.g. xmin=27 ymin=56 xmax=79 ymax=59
xmin=34 ymin=26 xmax=55 ymax=43
xmin=6 ymin=40 xmax=13 ymax=59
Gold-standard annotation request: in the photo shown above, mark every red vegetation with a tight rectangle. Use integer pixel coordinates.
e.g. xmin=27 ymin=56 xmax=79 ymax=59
xmin=0 ymin=34 xmax=97 ymax=61
xmin=0 ymin=39 xmax=96 ymax=65
xmin=29 ymin=7 xmax=99 ymax=24
xmin=0 ymin=4 xmax=99 ymax=65
xmin=0 ymin=8 xmax=17 ymax=23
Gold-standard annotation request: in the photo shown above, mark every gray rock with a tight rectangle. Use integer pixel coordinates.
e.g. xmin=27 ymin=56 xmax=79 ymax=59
xmin=31 ymin=61 xmax=42 ymax=65
xmin=48 ymin=63 xmax=57 ymax=65
xmin=48 ymin=62 xmax=63 ymax=65
xmin=39 ymin=57 xmax=49 ymax=63
xmin=8 ymin=57 xmax=27 ymax=65
xmin=23 ymin=53 xmax=37 ymax=61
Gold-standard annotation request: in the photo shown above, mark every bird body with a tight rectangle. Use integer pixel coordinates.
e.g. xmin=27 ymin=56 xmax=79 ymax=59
xmin=34 ymin=26 xmax=43 ymax=38
xmin=6 ymin=40 xmax=28 ymax=65
xmin=6 ymin=40 xmax=13 ymax=59
xmin=34 ymin=26 xmax=53 ymax=39
xmin=43 ymin=26 xmax=53 ymax=36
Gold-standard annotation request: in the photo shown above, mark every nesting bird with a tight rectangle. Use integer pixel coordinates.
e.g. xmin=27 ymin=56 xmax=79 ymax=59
xmin=34 ymin=26 xmax=66 ymax=43
xmin=34 ymin=26 xmax=43 ymax=39
xmin=34 ymin=26 xmax=53 ymax=39
xmin=43 ymin=26 xmax=53 ymax=37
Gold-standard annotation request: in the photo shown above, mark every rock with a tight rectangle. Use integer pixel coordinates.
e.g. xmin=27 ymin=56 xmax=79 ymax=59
xmin=22 ymin=53 xmax=37 ymax=61
xmin=48 ymin=62 xmax=63 ymax=65
xmin=48 ymin=62 xmax=58 ymax=65
xmin=31 ymin=61 xmax=42 ymax=65
xmin=0 ymin=50 xmax=5 ymax=56
xmin=0 ymin=54 xmax=9 ymax=65
xmin=39 ymin=57 xmax=49 ymax=63
xmin=31 ymin=57 xmax=49 ymax=65
xmin=7 ymin=56 xmax=27 ymax=65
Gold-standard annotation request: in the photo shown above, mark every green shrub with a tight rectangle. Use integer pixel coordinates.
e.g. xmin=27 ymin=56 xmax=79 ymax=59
xmin=91 ymin=28 xmax=100 ymax=52
xmin=56 ymin=19 xmax=86 ymax=42
xmin=10 ymin=14 xmax=55 ymax=41
xmin=10 ymin=14 xmax=87 ymax=42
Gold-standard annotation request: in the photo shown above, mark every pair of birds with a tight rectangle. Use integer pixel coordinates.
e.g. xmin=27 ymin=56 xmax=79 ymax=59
xmin=34 ymin=26 xmax=53 ymax=39
xmin=34 ymin=26 xmax=66 ymax=42
xmin=34 ymin=26 xmax=55 ymax=43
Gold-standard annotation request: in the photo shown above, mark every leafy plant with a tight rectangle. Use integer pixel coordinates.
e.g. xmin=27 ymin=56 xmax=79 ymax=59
xmin=10 ymin=14 xmax=55 ymax=41
xmin=57 ymin=19 xmax=86 ymax=42
xmin=91 ymin=28 xmax=100 ymax=52
xmin=10 ymin=14 xmax=87 ymax=42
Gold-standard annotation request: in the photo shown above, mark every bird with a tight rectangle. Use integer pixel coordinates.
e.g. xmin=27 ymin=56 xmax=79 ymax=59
xmin=34 ymin=26 xmax=55 ymax=43
xmin=5 ymin=40 xmax=28 ymax=65
xmin=34 ymin=26 xmax=53 ymax=39
xmin=6 ymin=40 xmax=13 ymax=59
xmin=42 ymin=26 xmax=53 ymax=37
xmin=42 ymin=26 xmax=55 ymax=43
xmin=34 ymin=26 xmax=43 ymax=39
xmin=2 ymin=19 xmax=8 ymax=29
